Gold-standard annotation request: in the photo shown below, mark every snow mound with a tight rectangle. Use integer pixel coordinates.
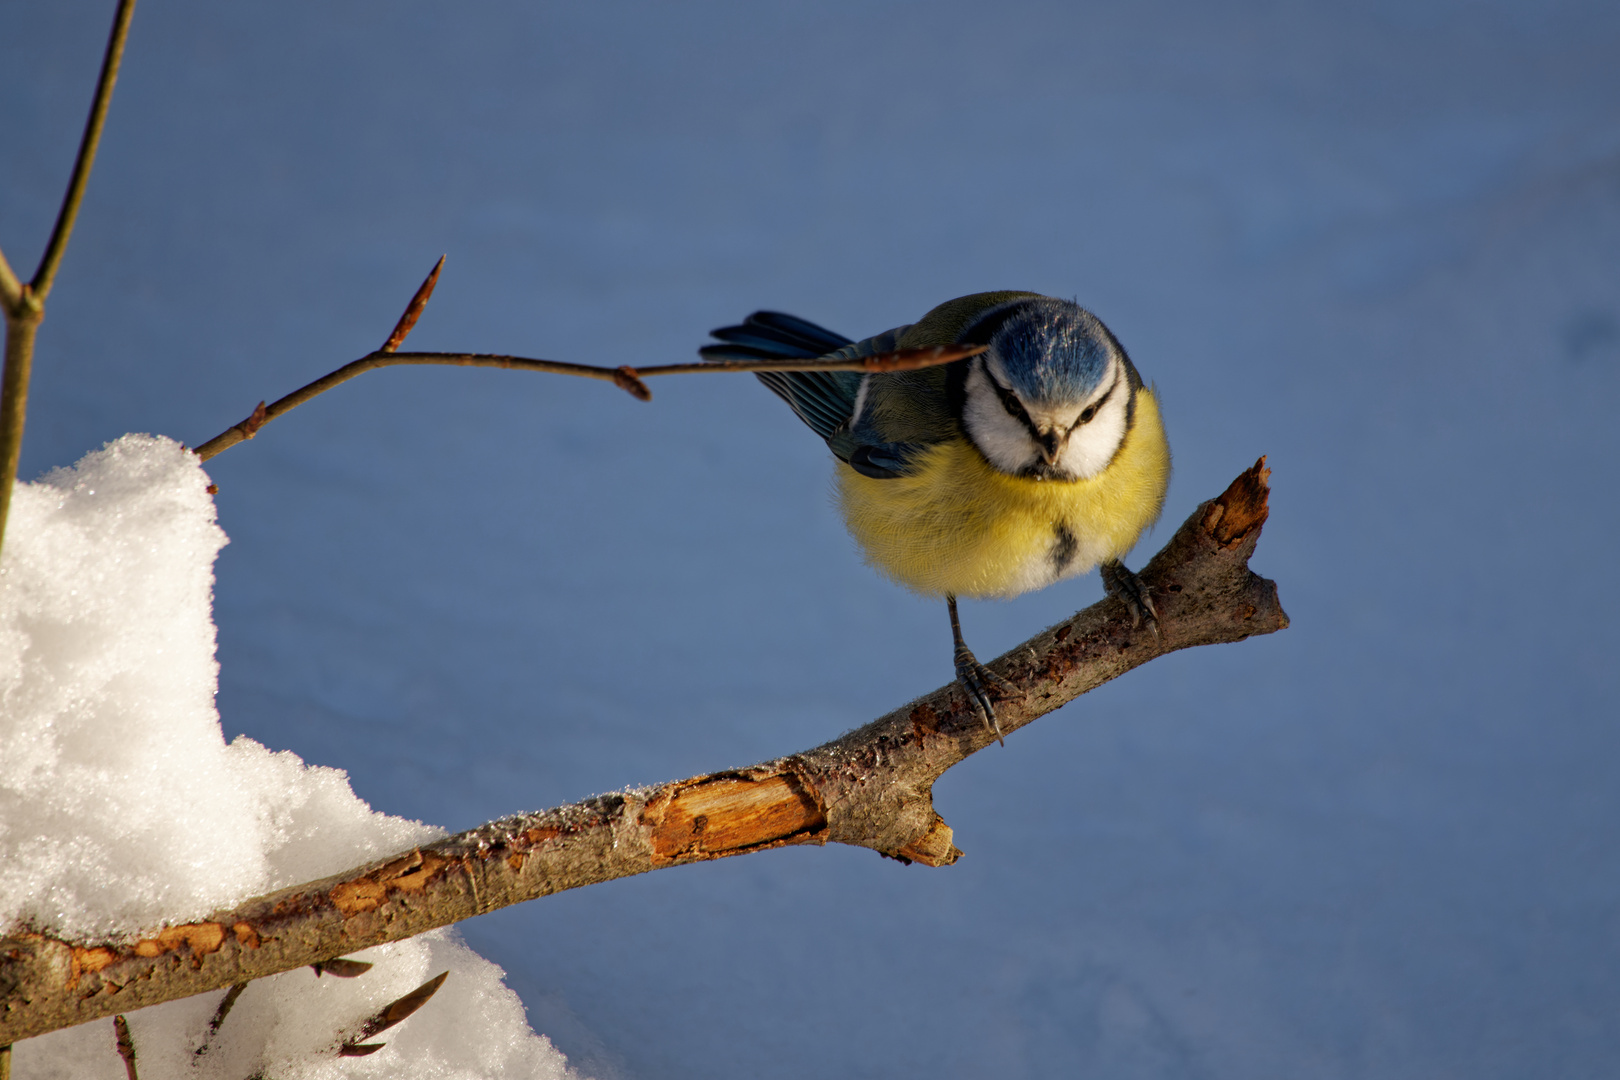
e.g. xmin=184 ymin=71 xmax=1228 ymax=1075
xmin=1 ymin=435 xmax=581 ymax=1079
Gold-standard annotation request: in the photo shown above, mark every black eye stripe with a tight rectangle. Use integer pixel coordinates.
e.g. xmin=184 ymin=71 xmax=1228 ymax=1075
xmin=983 ymin=364 xmax=1042 ymax=439
xmin=1076 ymin=373 xmax=1119 ymax=426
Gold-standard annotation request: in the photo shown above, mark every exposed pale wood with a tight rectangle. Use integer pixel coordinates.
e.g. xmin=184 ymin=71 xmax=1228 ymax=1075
xmin=0 ymin=460 xmax=1285 ymax=1045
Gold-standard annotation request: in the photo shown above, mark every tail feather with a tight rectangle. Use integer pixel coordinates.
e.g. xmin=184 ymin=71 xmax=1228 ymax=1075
xmin=744 ymin=310 xmax=854 ymax=354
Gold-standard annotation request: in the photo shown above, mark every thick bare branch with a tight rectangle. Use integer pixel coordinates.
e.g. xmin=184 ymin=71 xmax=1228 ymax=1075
xmin=0 ymin=461 xmax=1286 ymax=1044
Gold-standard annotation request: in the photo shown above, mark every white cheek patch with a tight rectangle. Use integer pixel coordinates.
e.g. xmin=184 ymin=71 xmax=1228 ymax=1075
xmin=1058 ymin=389 xmax=1129 ymax=479
xmin=961 ymin=363 xmax=1038 ymax=473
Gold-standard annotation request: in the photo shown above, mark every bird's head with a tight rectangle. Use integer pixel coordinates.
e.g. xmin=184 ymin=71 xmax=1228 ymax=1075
xmin=958 ymin=298 xmax=1138 ymax=480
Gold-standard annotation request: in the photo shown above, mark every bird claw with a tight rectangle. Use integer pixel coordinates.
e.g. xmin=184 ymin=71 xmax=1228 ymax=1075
xmin=1102 ymin=560 xmax=1159 ymax=636
xmin=954 ymin=643 xmax=1012 ymax=746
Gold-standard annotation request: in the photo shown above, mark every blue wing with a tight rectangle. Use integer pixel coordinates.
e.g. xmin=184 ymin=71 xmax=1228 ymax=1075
xmin=701 ymin=311 xmax=926 ymax=477
xmin=847 ymin=442 xmax=929 ymax=479
xmin=699 ymin=311 xmax=859 ymax=442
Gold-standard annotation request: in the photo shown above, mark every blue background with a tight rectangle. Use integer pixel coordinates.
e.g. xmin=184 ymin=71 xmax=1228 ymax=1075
xmin=5 ymin=2 xmax=1619 ymax=1076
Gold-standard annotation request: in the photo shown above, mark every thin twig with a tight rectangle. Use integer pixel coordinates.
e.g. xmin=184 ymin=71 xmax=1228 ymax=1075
xmin=380 ymin=256 xmax=444 ymax=353
xmin=192 ymin=982 xmax=247 ymax=1059
xmin=0 ymin=0 xmax=138 ymax=560
xmin=191 ymin=258 xmax=981 ymax=462
xmin=31 ymin=0 xmax=138 ymax=303
xmin=338 ymin=971 xmax=448 ymax=1056
xmin=0 ymin=252 xmax=19 ymax=313
xmin=113 ymin=1015 xmax=138 ymax=1080
xmin=0 ymin=311 xmax=41 ymax=559
xmin=191 ymin=344 xmax=983 ymax=462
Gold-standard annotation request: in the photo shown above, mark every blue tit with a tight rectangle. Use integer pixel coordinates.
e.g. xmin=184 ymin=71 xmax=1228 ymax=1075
xmin=701 ymin=291 xmax=1171 ymax=741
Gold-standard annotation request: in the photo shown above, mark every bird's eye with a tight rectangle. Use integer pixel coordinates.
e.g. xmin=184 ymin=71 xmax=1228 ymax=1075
xmin=1078 ymin=405 xmax=1097 ymax=424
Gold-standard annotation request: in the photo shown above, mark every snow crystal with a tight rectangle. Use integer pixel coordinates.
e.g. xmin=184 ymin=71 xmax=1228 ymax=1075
xmin=1 ymin=435 xmax=581 ymax=1079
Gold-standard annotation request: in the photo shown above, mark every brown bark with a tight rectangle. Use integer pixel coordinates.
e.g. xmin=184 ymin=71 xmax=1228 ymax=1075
xmin=0 ymin=460 xmax=1286 ymax=1045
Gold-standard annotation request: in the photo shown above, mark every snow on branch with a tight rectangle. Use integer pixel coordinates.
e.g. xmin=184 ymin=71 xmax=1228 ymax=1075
xmin=0 ymin=459 xmax=1287 ymax=1045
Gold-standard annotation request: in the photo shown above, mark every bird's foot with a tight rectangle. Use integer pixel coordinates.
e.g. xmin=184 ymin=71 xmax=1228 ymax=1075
xmin=954 ymin=643 xmax=1014 ymax=746
xmin=1101 ymin=559 xmax=1159 ymax=636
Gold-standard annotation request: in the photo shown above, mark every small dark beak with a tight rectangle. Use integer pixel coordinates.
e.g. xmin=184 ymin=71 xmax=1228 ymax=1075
xmin=1037 ymin=429 xmax=1062 ymax=465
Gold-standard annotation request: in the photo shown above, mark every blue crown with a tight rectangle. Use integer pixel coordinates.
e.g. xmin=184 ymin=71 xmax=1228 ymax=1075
xmin=987 ymin=298 xmax=1117 ymax=406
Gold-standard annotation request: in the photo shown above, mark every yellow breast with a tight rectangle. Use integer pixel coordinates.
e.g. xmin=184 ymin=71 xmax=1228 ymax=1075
xmin=834 ymin=390 xmax=1170 ymax=599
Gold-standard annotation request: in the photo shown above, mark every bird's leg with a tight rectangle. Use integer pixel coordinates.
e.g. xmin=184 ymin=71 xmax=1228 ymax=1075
xmin=1101 ymin=559 xmax=1159 ymax=635
xmin=948 ymin=595 xmax=1011 ymax=746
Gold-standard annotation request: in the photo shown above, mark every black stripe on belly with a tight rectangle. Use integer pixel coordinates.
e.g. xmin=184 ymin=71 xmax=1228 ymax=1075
xmin=1050 ymin=523 xmax=1078 ymax=573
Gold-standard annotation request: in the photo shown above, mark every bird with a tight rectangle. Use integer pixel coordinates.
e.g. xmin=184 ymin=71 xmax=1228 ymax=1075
xmin=700 ymin=291 xmax=1171 ymax=742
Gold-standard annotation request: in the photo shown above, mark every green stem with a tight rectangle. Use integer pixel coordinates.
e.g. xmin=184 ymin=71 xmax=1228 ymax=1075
xmin=0 ymin=0 xmax=137 ymax=561
xmin=0 ymin=249 xmax=20 ymax=311
xmin=30 ymin=0 xmax=138 ymax=302
xmin=0 ymin=310 xmax=41 ymax=557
